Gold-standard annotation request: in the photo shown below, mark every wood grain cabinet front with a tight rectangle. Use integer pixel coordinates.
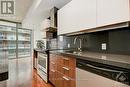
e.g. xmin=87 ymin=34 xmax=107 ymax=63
xmin=49 ymin=54 xmax=76 ymax=87
xmin=49 ymin=69 xmax=57 ymax=85
xmin=62 ymin=75 xmax=75 ymax=87
xmin=54 ymin=55 xmax=76 ymax=70
xmin=58 ymin=56 xmax=76 ymax=69
xmin=57 ymin=64 xmax=75 ymax=79
xmin=56 ymin=72 xmax=75 ymax=87
xmin=49 ymin=54 xmax=57 ymax=86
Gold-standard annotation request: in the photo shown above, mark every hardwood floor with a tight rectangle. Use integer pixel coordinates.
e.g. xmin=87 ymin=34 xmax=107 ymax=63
xmin=33 ymin=70 xmax=53 ymax=87
xmin=0 ymin=58 xmax=53 ymax=87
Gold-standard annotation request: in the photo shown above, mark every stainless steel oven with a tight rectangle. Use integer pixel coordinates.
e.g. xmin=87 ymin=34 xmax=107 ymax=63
xmin=37 ymin=52 xmax=48 ymax=83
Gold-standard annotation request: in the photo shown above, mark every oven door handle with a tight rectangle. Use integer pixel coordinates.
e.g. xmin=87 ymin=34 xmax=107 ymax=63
xmin=86 ymin=64 xmax=123 ymax=73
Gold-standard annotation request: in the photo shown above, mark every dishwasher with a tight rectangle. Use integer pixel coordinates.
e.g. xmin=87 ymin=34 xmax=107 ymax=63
xmin=76 ymin=59 xmax=130 ymax=87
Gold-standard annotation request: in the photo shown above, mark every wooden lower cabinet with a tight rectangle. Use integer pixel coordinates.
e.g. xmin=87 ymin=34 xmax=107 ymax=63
xmin=49 ymin=69 xmax=57 ymax=85
xmin=56 ymin=71 xmax=75 ymax=87
xmin=49 ymin=54 xmax=76 ymax=87
xmin=57 ymin=64 xmax=75 ymax=79
xmin=56 ymin=72 xmax=62 ymax=87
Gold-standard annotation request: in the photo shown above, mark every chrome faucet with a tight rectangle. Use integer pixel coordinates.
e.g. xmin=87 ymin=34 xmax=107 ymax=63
xmin=74 ymin=37 xmax=82 ymax=52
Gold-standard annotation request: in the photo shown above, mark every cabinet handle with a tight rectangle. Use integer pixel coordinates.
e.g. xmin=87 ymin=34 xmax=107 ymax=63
xmin=62 ymin=76 xmax=70 ymax=81
xmin=51 ymin=69 xmax=55 ymax=72
xmin=62 ymin=67 xmax=70 ymax=71
xmin=51 ymin=62 xmax=55 ymax=65
xmin=63 ymin=58 xmax=69 ymax=61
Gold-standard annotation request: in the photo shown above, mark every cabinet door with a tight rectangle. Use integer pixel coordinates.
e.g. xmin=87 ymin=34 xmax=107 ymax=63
xmin=56 ymin=72 xmax=75 ymax=87
xmin=62 ymin=75 xmax=75 ymax=87
xmin=57 ymin=55 xmax=76 ymax=69
xmin=97 ymin=0 xmax=130 ymax=27
xmin=57 ymin=64 xmax=75 ymax=79
xmin=58 ymin=0 xmax=97 ymax=35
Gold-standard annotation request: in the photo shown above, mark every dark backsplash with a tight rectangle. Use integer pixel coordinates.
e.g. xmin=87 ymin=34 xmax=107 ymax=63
xmin=58 ymin=27 xmax=130 ymax=55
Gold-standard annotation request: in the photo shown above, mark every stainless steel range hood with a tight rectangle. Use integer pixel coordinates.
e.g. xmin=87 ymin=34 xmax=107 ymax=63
xmin=50 ymin=7 xmax=58 ymax=29
xmin=43 ymin=7 xmax=58 ymax=39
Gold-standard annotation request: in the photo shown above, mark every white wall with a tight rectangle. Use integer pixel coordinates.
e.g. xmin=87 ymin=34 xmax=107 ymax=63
xmin=21 ymin=0 xmax=47 ymax=48
xmin=22 ymin=0 xmax=72 ymax=48
xmin=22 ymin=19 xmax=43 ymax=48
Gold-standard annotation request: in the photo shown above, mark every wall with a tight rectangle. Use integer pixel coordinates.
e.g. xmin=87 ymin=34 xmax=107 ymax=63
xmin=58 ymin=27 xmax=130 ymax=55
xmin=22 ymin=20 xmax=43 ymax=48
xmin=22 ymin=0 xmax=72 ymax=48
xmin=21 ymin=0 xmax=50 ymax=48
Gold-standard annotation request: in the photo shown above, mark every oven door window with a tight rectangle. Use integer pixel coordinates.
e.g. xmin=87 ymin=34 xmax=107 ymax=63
xmin=38 ymin=55 xmax=47 ymax=69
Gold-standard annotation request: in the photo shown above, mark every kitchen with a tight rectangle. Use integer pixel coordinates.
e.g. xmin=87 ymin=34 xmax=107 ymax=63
xmin=0 ymin=0 xmax=130 ymax=87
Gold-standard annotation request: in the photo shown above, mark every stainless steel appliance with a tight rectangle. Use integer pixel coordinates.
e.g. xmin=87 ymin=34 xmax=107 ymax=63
xmin=37 ymin=51 xmax=48 ymax=83
xmin=76 ymin=59 xmax=130 ymax=87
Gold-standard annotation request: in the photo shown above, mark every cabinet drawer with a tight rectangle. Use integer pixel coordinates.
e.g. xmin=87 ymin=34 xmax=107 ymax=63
xmin=56 ymin=72 xmax=75 ymax=87
xmin=57 ymin=65 xmax=75 ymax=79
xmin=62 ymin=76 xmax=75 ymax=87
xmin=60 ymin=56 xmax=76 ymax=69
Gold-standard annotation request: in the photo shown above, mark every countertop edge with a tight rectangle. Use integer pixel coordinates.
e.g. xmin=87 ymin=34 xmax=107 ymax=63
xmin=50 ymin=51 xmax=130 ymax=70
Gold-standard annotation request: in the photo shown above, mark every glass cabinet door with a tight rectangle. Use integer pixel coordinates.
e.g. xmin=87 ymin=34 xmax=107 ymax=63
xmin=0 ymin=25 xmax=17 ymax=59
xmin=18 ymin=28 xmax=31 ymax=58
xmin=0 ymin=25 xmax=32 ymax=59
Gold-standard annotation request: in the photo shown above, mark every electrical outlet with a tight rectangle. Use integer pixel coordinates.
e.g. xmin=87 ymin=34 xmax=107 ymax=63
xmin=101 ymin=43 xmax=107 ymax=50
xmin=67 ymin=43 xmax=70 ymax=48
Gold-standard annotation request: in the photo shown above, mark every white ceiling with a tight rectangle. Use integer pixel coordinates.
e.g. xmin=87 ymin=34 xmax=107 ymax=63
xmin=0 ymin=0 xmax=71 ymax=23
xmin=0 ymin=0 xmax=33 ymax=22
xmin=53 ymin=0 xmax=72 ymax=8
xmin=22 ymin=0 xmax=72 ymax=24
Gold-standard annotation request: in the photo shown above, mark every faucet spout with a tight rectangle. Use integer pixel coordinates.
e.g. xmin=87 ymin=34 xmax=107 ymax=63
xmin=74 ymin=37 xmax=82 ymax=51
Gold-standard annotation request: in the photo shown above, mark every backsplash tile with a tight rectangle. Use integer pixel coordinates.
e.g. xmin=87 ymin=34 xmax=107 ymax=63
xmin=58 ymin=27 xmax=130 ymax=55
xmin=108 ymin=28 xmax=130 ymax=54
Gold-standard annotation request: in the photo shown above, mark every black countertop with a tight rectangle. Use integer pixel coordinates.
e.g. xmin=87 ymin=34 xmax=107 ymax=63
xmin=50 ymin=50 xmax=130 ymax=70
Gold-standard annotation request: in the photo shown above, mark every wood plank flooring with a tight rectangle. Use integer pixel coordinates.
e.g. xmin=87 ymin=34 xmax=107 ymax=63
xmin=33 ymin=69 xmax=53 ymax=87
xmin=0 ymin=58 xmax=53 ymax=87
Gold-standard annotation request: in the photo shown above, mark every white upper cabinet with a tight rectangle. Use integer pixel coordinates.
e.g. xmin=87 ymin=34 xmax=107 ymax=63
xmin=97 ymin=0 xmax=130 ymax=27
xmin=58 ymin=0 xmax=97 ymax=35
xmin=58 ymin=0 xmax=130 ymax=35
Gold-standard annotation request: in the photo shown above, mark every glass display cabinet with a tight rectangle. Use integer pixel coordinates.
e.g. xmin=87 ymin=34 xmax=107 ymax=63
xmin=0 ymin=25 xmax=32 ymax=59
xmin=18 ymin=28 xmax=31 ymax=57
